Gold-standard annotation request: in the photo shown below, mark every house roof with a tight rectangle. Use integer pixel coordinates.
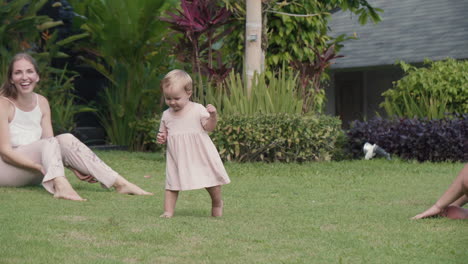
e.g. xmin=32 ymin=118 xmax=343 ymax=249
xmin=329 ymin=0 xmax=468 ymax=69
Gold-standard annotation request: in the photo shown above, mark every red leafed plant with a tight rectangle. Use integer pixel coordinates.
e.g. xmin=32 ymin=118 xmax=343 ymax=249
xmin=161 ymin=0 xmax=233 ymax=81
xmin=291 ymin=44 xmax=343 ymax=113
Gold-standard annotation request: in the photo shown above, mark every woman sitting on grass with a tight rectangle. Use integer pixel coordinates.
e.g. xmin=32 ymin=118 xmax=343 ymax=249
xmin=0 ymin=53 xmax=152 ymax=201
xmin=413 ymin=164 xmax=468 ymax=219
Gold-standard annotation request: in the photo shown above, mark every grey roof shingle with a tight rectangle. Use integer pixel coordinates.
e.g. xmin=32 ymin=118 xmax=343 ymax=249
xmin=329 ymin=0 xmax=468 ymax=69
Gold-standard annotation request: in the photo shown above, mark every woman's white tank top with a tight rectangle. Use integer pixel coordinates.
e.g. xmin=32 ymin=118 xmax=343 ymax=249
xmin=3 ymin=94 xmax=43 ymax=147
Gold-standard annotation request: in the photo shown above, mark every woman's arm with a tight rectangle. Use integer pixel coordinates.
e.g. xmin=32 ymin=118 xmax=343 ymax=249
xmin=39 ymin=95 xmax=54 ymax=138
xmin=0 ymin=99 xmax=44 ymax=174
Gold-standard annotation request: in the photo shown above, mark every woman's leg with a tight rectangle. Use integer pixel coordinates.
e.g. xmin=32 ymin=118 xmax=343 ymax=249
xmin=55 ymin=133 xmax=152 ymax=195
xmin=206 ymin=185 xmax=223 ymax=217
xmin=0 ymin=138 xmax=85 ymax=201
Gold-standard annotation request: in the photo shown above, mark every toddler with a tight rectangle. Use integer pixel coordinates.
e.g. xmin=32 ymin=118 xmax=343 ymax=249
xmin=157 ymin=69 xmax=230 ymax=218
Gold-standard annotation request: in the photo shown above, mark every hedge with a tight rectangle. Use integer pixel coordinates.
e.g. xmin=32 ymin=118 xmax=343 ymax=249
xmin=211 ymin=114 xmax=342 ymax=162
xmin=346 ymin=115 xmax=467 ymax=162
xmin=134 ymin=113 xmax=343 ymax=162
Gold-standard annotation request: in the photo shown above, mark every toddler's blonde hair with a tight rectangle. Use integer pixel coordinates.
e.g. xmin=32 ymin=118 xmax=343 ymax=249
xmin=160 ymin=69 xmax=193 ymax=95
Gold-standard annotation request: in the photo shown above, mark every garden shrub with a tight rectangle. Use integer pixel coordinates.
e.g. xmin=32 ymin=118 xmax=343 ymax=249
xmin=331 ymin=130 xmax=353 ymax=161
xmin=347 ymin=115 xmax=467 ymax=162
xmin=137 ymin=113 xmax=342 ymax=162
xmin=211 ymin=114 xmax=342 ymax=162
xmin=381 ymin=58 xmax=468 ymax=119
xmin=131 ymin=116 xmax=162 ymax=152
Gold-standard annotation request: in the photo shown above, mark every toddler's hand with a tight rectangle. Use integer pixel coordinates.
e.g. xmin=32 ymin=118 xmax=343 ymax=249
xmin=157 ymin=131 xmax=167 ymax=144
xmin=206 ymin=104 xmax=217 ymax=116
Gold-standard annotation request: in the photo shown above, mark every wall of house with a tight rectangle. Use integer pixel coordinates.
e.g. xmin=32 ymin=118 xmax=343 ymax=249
xmin=325 ymin=73 xmax=336 ymax=116
xmin=326 ymin=67 xmax=404 ymax=127
xmin=365 ymin=67 xmax=403 ymax=119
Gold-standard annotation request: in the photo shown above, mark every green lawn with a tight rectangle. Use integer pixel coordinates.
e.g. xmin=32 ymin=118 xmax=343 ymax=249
xmin=0 ymin=151 xmax=466 ymax=264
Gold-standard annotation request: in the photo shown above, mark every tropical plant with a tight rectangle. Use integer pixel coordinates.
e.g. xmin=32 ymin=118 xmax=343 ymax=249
xmin=219 ymin=1 xmax=381 ymax=115
xmin=34 ymin=28 xmax=97 ymax=134
xmin=204 ymin=68 xmax=303 ymax=116
xmin=381 ymin=59 xmax=468 ymax=119
xmin=38 ymin=64 xmax=95 ymax=134
xmin=0 ymin=0 xmax=58 ymax=50
xmin=161 ymin=0 xmax=233 ymax=84
xmin=0 ymin=0 xmax=92 ymax=134
xmin=222 ymin=0 xmax=382 ymax=71
xmin=291 ymin=44 xmax=343 ymax=113
xmin=72 ymin=0 xmax=172 ymax=149
xmin=0 ymin=0 xmax=58 ymax=81
xmin=380 ymin=90 xmax=452 ymax=120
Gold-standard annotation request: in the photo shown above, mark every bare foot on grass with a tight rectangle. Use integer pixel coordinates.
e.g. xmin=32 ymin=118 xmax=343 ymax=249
xmin=53 ymin=177 xmax=86 ymax=201
xmin=160 ymin=212 xmax=173 ymax=218
xmin=212 ymin=200 xmax=224 ymax=217
xmin=113 ymin=176 xmax=153 ymax=195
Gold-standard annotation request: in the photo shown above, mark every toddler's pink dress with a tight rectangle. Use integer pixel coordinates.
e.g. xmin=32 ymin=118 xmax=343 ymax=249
xmin=159 ymin=102 xmax=230 ymax=191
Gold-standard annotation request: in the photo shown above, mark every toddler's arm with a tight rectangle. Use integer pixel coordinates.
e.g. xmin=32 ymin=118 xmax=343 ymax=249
xmin=157 ymin=131 xmax=167 ymax=144
xmin=203 ymin=104 xmax=218 ymax=132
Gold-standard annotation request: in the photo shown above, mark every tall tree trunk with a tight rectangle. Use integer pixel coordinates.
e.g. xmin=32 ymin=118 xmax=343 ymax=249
xmin=245 ymin=0 xmax=262 ymax=95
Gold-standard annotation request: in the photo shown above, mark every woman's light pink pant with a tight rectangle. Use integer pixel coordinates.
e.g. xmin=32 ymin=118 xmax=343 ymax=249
xmin=0 ymin=133 xmax=118 ymax=194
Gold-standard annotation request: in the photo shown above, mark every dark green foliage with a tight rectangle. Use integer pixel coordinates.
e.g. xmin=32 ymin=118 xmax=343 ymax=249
xmin=131 ymin=115 xmax=163 ymax=152
xmin=330 ymin=130 xmax=353 ymax=161
xmin=223 ymin=0 xmax=382 ymax=71
xmin=347 ymin=116 xmax=468 ymax=162
xmin=381 ymin=59 xmax=468 ymax=119
xmin=211 ymin=113 xmax=342 ymax=162
xmin=72 ymin=0 xmax=172 ymax=148
xmin=0 ymin=0 xmax=94 ymax=134
xmin=161 ymin=0 xmax=233 ymax=80
xmin=0 ymin=0 xmax=52 ymax=53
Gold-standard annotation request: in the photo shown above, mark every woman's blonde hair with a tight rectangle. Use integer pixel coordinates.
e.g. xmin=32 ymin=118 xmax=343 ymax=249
xmin=0 ymin=53 xmax=40 ymax=99
xmin=160 ymin=69 xmax=193 ymax=95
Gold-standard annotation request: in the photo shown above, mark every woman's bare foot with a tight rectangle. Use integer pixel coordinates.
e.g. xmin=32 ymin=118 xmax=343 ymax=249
xmin=212 ymin=200 xmax=224 ymax=217
xmin=411 ymin=204 xmax=443 ymax=219
xmin=160 ymin=212 xmax=173 ymax=218
xmin=113 ymin=176 xmax=153 ymax=195
xmin=53 ymin=176 xmax=86 ymax=201
xmin=441 ymin=206 xmax=468 ymax=219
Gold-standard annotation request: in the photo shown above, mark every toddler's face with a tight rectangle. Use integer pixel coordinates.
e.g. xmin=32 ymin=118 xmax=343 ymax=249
xmin=163 ymin=87 xmax=191 ymax=112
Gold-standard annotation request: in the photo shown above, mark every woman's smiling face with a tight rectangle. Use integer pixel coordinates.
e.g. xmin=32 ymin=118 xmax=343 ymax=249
xmin=11 ymin=58 xmax=40 ymax=95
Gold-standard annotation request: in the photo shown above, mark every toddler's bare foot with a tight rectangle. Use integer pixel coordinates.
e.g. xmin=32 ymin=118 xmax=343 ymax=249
xmin=113 ymin=176 xmax=153 ymax=195
xmin=212 ymin=200 xmax=224 ymax=217
xmin=160 ymin=212 xmax=173 ymax=218
xmin=442 ymin=206 xmax=468 ymax=219
xmin=53 ymin=177 xmax=86 ymax=201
